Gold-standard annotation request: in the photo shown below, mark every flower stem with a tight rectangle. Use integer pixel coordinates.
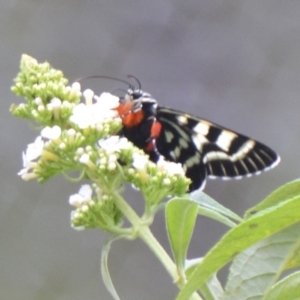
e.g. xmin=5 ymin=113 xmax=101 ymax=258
xmin=113 ymin=192 xmax=202 ymax=300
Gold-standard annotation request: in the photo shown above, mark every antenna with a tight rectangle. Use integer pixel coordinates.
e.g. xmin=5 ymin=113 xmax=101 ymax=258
xmin=127 ymin=75 xmax=142 ymax=89
xmin=75 ymin=75 xmax=132 ymax=88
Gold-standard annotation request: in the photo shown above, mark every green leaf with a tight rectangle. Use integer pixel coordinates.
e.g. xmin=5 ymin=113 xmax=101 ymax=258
xmin=166 ymin=199 xmax=198 ymax=274
xmin=265 ymin=271 xmax=300 ymax=300
xmin=223 ymin=222 xmax=300 ymax=300
xmin=199 ymin=274 xmax=223 ymax=300
xmin=191 ymin=190 xmax=242 ymax=222
xmin=176 ymin=193 xmax=300 ymax=300
xmin=186 ymin=260 xmax=223 ymax=300
xmin=198 ymin=206 xmax=237 ymax=228
xmin=285 ymin=244 xmax=300 ymax=269
xmin=245 ymin=179 xmax=300 ymax=217
xmin=101 ymin=236 xmax=122 ymax=300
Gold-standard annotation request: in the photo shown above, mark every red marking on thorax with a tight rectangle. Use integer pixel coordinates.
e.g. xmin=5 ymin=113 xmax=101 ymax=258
xmin=123 ymin=110 xmax=145 ymax=127
xmin=145 ymin=141 xmax=155 ymax=152
xmin=115 ymin=103 xmax=145 ymax=128
xmin=150 ymin=121 xmax=162 ymax=138
xmin=145 ymin=121 xmax=162 ymax=153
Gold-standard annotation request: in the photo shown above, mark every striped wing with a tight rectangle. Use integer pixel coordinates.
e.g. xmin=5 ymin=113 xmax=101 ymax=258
xmin=156 ymin=107 xmax=280 ymax=191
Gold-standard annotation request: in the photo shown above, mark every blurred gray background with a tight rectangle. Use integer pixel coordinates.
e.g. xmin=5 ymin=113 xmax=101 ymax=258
xmin=1 ymin=1 xmax=299 ymax=299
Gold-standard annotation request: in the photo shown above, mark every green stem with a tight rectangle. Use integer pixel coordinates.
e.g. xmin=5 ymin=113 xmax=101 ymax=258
xmin=113 ymin=192 xmax=202 ymax=300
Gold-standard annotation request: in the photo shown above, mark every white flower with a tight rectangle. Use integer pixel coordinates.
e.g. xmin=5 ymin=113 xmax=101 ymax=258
xmin=118 ymin=137 xmax=132 ymax=150
xmin=41 ymin=126 xmax=62 ymax=140
xmin=132 ymin=153 xmax=149 ymax=171
xmin=22 ymin=136 xmax=44 ymax=163
xmin=94 ymin=92 xmax=120 ymax=111
xmin=108 ymin=162 xmax=116 ymax=170
xmin=70 ymin=103 xmax=92 ymax=128
xmin=71 ymin=82 xmax=81 ymax=92
xmin=46 ymin=98 xmax=61 ymax=111
xmin=37 ymin=105 xmax=45 ymax=112
xmin=50 ymin=98 xmax=62 ymax=108
xmin=76 ymin=147 xmax=84 ymax=155
xmin=72 ymin=225 xmax=86 ymax=231
xmin=67 ymin=128 xmax=76 ymax=144
xmin=69 ymin=92 xmax=119 ymax=129
xmin=67 ymin=128 xmax=76 ymax=137
xmin=83 ymin=89 xmax=94 ymax=105
xmin=163 ymin=178 xmax=171 ymax=185
xmin=34 ymin=97 xmax=43 ymax=105
xmin=79 ymin=153 xmax=90 ymax=164
xmin=18 ymin=136 xmax=44 ymax=179
xmin=98 ymin=136 xmax=120 ymax=154
xmin=81 ymin=205 xmax=89 ymax=212
xmin=98 ymin=136 xmax=131 ymax=155
xmin=69 ymin=184 xmax=93 ymax=207
xmin=93 ymin=92 xmax=119 ymax=119
xmin=109 ymin=154 xmax=117 ymax=162
xmin=157 ymin=156 xmax=185 ymax=176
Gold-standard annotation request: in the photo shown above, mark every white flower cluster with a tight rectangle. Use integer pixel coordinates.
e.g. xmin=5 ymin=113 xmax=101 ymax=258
xmin=98 ymin=135 xmax=131 ymax=153
xmin=18 ymin=126 xmax=63 ymax=180
xmin=69 ymin=184 xmax=95 ymax=230
xmin=132 ymin=153 xmax=185 ymax=177
xmin=18 ymin=86 xmax=123 ymax=181
xmin=69 ymin=87 xmax=120 ymax=130
xmin=18 ymin=136 xmax=44 ymax=180
xmin=156 ymin=156 xmax=185 ymax=176
xmin=69 ymin=184 xmax=122 ymax=231
xmin=127 ymin=152 xmax=189 ymax=205
xmin=69 ymin=184 xmax=93 ymax=209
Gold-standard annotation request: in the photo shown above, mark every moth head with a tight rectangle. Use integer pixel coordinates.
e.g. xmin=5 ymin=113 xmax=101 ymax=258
xmin=120 ymin=88 xmax=153 ymax=113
